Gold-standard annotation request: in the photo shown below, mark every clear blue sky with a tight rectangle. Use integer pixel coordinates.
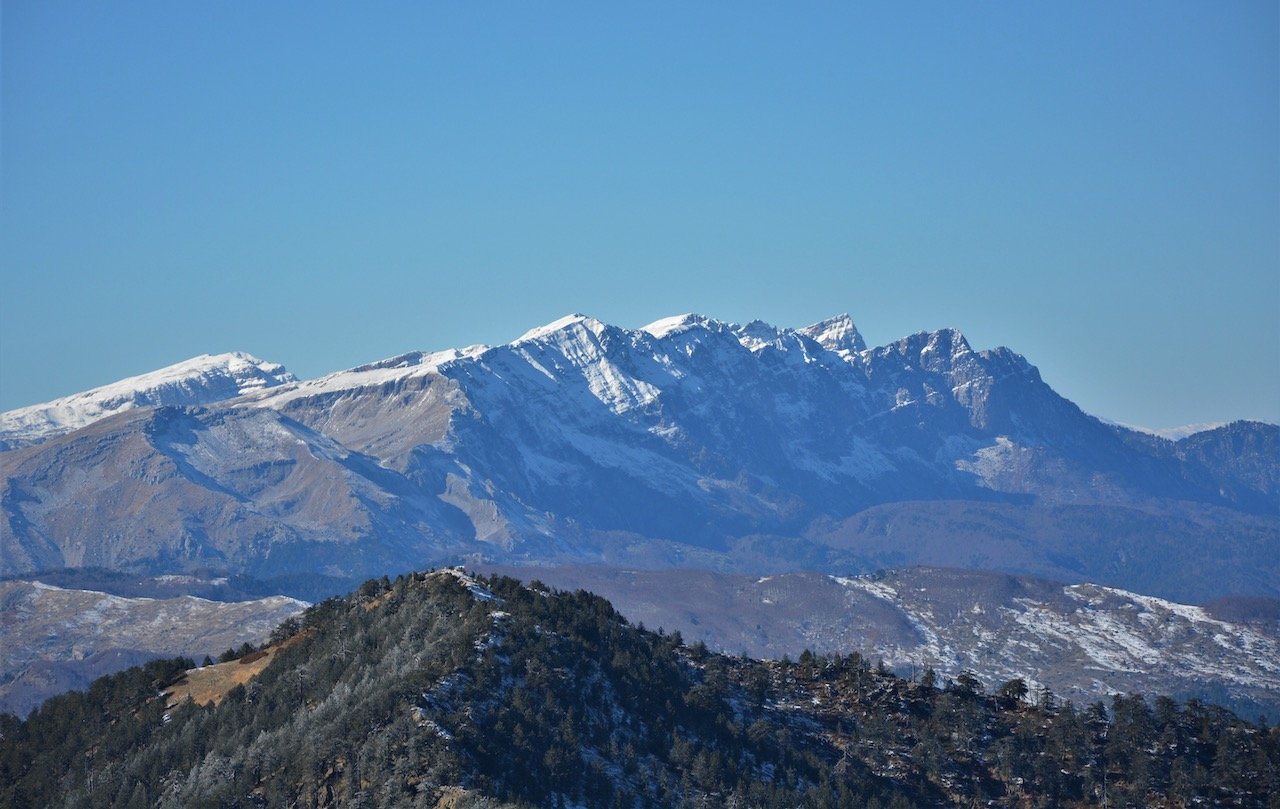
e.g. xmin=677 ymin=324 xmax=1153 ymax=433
xmin=3 ymin=2 xmax=1277 ymax=429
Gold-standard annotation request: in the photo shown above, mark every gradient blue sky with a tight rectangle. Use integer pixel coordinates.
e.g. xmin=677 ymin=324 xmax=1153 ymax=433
xmin=3 ymin=2 xmax=1277 ymax=428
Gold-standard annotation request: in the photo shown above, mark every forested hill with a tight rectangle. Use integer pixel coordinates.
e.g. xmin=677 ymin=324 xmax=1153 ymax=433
xmin=2 ymin=570 xmax=1277 ymax=808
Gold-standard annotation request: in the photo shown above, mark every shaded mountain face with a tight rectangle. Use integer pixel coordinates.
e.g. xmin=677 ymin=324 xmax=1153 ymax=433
xmin=804 ymin=499 xmax=1280 ymax=603
xmin=1173 ymin=421 xmax=1280 ymax=508
xmin=4 ymin=570 xmax=1276 ymax=808
xmin=482 ymin=565 xmax=1280 ymax=722
xmin=1 ymin=314 xmax=1275 ymax=597
xmin=0 ymin=404 xmax=475 ymax=579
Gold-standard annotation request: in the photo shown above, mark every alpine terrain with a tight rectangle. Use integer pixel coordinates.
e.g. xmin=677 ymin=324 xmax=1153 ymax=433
xmin=2 ymin=314 xmax=1275 ymax=600
xmin=1 ymin=313 xmax=1276 ymax=731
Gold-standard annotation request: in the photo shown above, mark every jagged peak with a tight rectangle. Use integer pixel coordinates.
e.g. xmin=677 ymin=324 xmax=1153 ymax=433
xmin=978 ymin=345 xmax=1036 ymax=372
xmin=924 ymin=327 xmax=972 ymax=354
xmin=731 ymin=319 xmax=788 ymax=353
xmin=737 ymin=318 xmax=780 ymax=337
xmin=879 ymin=328 xmax=972 ymax=358
xmin=797 ymin=314 xmax=866 ymax=354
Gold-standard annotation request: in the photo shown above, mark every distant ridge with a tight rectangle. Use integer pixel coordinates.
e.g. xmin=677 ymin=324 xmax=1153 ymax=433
xmin=0 ymin=352 xmax=295 ymax=448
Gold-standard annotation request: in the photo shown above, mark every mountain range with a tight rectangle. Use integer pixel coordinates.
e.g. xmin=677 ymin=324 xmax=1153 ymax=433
xmin=3 ymin=313 xmax=1275 ymax=603
xmin=3 ymin=313 xmax=1278 ymax=718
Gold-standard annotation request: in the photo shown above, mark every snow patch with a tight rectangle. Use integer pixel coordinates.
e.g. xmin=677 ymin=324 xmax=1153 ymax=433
xmin=640 ymin=313 xmax=714 ymax=339
xmin=437 ymin=568 xmax=501 ymax=603
xmin=515 ymin=313 xmax=605 ymax=343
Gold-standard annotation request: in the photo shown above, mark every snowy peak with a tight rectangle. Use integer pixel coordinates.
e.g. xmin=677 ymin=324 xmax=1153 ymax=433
xmin=251 ymin=314 xmax=637 ymax=413
xmin=797 ymin=313 xmax=866 ymax=354
xmin=641 ymin=312 xmax=867 ymax=356
xmin=640 ymin=313 xmax=720 ymax=340
xmin=514 ymin=313 xmax=608 ymax=344
xmin=0 ymin=352 xmax=296 ymax=448
xmin=733 ymin=319 xmax=788 ymax=352
xmin=871 ymin=328 xmax=975 ymax=372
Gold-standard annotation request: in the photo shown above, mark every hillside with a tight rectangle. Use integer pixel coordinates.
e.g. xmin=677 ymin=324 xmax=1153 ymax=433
xmin=483 ymin=565 xmax=1280 ymax=721
xmin=0 ymin=579 xmax=306 ymax=717
xmin=8 ymin=563 xmax=1279 ymax=730
xmin=2 ymin=570 xmax=1276 ymax=808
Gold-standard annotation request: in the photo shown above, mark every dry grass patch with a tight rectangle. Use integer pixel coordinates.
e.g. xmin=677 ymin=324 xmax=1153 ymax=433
xmin=164 ymin=632 xmax=308 ymax=708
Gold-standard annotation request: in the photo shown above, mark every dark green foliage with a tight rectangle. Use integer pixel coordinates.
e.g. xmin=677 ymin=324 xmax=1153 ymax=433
xmin=0 ymin=657 xmax=192 ymax=807
xmin=217 ymin=641 xmax=258 ymax=664
xmin=997 ymin=677 xmax=1029 ymax=708
xmin=1 ymin=570 xmax=1277 ymax=808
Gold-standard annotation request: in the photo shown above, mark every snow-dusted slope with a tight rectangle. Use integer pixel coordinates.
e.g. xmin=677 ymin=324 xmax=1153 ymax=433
xmin=0 ymin=352 xmax=296 ymax=448
xmin=2 ymin=313 xmax=1275 ymax=595
xmin=249 ymin=311 xmax=1223 ymax=545
xmin=487 ymin=565 xmax=1280 ymax=719
xmin=833 ymin=573 xmax=1280 ymax=702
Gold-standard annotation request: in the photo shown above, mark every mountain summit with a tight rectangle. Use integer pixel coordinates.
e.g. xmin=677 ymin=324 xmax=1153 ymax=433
xmin=797 ymin=313 xmax=867 ymax=354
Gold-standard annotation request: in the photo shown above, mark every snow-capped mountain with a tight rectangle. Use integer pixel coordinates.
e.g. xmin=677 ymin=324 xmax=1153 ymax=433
xmin=0 ymin=352 xmax=296 ymax=449
xmin=1 ymin=313 xmax=1275 ymax=600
